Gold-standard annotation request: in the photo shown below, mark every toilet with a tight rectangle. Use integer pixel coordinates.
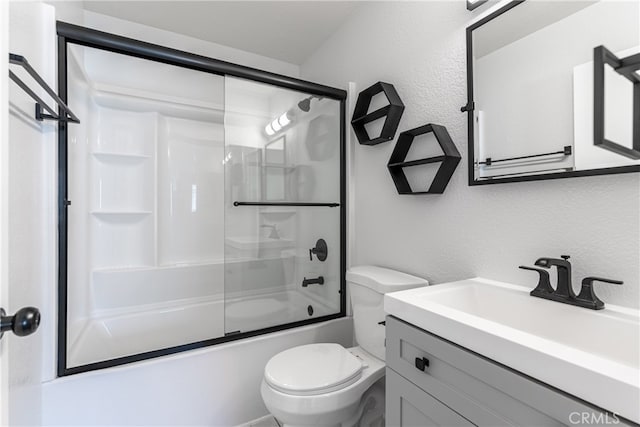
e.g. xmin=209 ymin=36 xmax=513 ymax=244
xmin=261 ymin=266 xmax=429 ymax=427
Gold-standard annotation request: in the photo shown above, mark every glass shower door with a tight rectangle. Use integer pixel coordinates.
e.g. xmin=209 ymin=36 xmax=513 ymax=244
xmin=223 ymin=77 xmax=342 ymax=335
xmin=64 ymin=44 xmax=226 ymax=369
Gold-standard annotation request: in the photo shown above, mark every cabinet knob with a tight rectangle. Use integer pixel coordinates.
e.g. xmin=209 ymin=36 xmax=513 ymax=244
xmin=415 ymin=356 xmax=429 ymax=371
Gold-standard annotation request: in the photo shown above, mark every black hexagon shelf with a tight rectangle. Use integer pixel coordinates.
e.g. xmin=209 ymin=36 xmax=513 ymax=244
xmin=387 ymin=124 xmax=461 ymax=194
xmin=351 ymin=81 xmax=404 ymax=146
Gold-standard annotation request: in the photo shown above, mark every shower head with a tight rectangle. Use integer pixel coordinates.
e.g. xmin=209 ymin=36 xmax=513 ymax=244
xmin=298 ymin=97 xmax=312 ymax=112
xmin=297 ymin=95 xmax=323 ymax=112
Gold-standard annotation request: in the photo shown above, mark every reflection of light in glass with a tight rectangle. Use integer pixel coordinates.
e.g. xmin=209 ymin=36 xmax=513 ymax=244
xmin=265 ymin=110 xmax=294 ymax=136
xmin=222 ymin=152 xmax=233 ymax=165
xmin=278 ymin=112 xmax=291 ymax=127
xmin=191 ymin=184 xmax=197 ymax=213
xmin=265 ymin=123 xmax=275 ymax=136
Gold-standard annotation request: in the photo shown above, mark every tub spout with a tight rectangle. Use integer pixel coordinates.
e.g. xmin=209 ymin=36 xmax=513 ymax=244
xmin=302 ymin=276 xmax=324 ymax=287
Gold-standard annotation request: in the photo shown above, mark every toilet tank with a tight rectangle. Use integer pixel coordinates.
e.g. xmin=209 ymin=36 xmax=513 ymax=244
xmin=346 ymin=266 xmax=428 ymax=361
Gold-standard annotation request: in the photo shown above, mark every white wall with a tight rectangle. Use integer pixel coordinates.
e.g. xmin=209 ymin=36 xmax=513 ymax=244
xmin=83 ymin=10 xmax=299 ymax=78
xmin=301 ymin=1 xmax=640 ymax=309
xmin=46 ymin=1 xmax=299 ymax=77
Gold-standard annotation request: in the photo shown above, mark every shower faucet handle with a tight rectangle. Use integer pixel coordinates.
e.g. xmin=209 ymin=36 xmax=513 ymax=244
xmin=309 ymin=239 xmax=328 ymax=262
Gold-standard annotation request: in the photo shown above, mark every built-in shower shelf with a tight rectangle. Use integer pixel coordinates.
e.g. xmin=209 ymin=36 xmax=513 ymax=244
xmin=92 ymin=264 xmax=156 ymax=274
xmin=91 ymin=211 xmax=152 ymax=222
xmin=92 ymin=152 xmax=151 ymax=161
xmin=264 ymin=163 xmax=297 ymax=170
xmin=259 ymin=209 xmax=297 ymax=221
xmin=91 ymin=260 xmax=223 ymax=275
xmin=91 ymin=82 xmax=225 ymax=121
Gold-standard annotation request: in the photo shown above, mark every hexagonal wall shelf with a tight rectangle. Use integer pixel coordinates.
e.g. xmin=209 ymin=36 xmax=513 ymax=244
xmin=387 ymin=124 xmax=461 ymax=194
xmin=351 ymin=81 xmax=404 ymax=145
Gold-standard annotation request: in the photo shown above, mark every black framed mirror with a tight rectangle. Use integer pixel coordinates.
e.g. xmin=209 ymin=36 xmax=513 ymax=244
xmin=465 ymin=0 xmax=640 ymax=185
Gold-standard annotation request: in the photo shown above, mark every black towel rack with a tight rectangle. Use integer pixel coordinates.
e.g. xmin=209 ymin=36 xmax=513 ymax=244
xmin=479 ymin=146 xmax=571 ymax=166
xmin=233 ymin=202 xmax=340 ymax=207
xmin=9 ymin=53 xmax=80 ymax=124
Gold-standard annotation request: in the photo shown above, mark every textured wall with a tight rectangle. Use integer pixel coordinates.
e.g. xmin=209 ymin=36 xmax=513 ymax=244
xmin=301 ymin=1 xmax=640 ymax=308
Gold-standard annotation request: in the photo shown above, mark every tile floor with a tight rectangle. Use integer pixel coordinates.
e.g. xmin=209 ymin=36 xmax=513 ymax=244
xmin=238 ymin=414 xmax=281 ymax=427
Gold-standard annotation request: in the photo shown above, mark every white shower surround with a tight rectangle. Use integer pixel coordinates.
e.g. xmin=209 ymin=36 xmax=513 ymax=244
xmin=64 ymin=28 xmax=343 ymax=372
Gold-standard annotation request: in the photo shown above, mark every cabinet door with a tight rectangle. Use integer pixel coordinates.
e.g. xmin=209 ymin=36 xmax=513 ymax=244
xmin=386 ymin=368 xmax=473 ymax=427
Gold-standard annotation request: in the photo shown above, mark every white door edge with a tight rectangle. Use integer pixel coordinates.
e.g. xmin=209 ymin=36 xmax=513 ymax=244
xmin=1 ymin=0 xmax=10 ymax=424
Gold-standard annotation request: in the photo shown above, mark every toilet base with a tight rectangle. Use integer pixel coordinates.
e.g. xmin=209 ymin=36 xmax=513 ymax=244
xmin=342 ymin=378 xmax=385 ymax=427
xmin=271 ymin=378 xmax=385 ymax=427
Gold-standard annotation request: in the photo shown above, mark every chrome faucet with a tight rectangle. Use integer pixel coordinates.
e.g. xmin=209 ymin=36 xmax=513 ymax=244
xmin=260 ymin=224 xmax=279 ymax=239
xmin=520 ymin=255 xmax=623 ymax=310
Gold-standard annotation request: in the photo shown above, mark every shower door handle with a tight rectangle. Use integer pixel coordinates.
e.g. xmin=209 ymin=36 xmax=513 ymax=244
xmin=0 ymin=307 xmax=41 ymax=340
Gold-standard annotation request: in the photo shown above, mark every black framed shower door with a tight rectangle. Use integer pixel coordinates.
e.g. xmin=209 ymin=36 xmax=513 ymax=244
xmin=56 ymin=22 xmax=347 ymax=376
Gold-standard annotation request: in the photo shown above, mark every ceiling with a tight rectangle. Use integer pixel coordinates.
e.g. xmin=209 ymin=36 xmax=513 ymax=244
xmin=82 ymin=1 xmax=361 ymax=65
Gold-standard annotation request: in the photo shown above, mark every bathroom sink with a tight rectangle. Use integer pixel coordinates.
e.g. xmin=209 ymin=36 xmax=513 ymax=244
xmin=384 ymin=278 xmax=640 ymax=423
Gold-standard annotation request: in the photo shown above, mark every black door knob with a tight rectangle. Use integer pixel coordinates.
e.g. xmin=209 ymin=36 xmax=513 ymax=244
xmin=0 ymin=307 xmax=41 ymax=339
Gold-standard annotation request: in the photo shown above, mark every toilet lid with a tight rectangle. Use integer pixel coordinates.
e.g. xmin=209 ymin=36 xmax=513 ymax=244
xmin=264 ymin=343 xmax=363 ymax=396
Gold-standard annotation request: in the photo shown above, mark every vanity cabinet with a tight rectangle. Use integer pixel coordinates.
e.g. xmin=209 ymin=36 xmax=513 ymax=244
xmin=385 ymin=316 xmax=634 ymax=427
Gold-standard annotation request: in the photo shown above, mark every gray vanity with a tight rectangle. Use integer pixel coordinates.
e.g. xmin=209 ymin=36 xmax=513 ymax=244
xmin=385 ymin=316 xmax=633 ymax=426
xmin=383 ymin=278 xmax=640 ymax=427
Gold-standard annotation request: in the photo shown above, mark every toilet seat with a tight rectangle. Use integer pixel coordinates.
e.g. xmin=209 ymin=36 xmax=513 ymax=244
xmin=264 ymin=343 xmax=363 ymax=396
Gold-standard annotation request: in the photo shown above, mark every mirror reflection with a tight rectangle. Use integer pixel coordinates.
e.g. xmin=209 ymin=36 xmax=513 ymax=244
xmin=470 ymin=0 xmax=640 ymax=182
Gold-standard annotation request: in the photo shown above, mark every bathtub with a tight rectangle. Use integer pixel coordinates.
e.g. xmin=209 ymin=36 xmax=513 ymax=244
xmin=45 ymin=317 xmax=353 ymax=426
xmin=67 ymin=256 xmax=335 ymax=368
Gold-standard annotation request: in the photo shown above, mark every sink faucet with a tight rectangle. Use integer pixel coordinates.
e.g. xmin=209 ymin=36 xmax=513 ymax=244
xmin=534 ymin=255 xmax=575 ymax=298
xmin=260 ymin=224 xmax=279 ymax=239
xmin=521 ymin=255 xmax=623 ymax=310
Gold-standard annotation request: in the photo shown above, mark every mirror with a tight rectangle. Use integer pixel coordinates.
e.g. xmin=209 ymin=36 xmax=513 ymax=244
xmin=466 ymin=0 xmax=640 ymax=184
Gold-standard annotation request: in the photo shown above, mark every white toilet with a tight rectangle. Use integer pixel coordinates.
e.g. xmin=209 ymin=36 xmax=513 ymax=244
xmin=261 ymin=265 xmax=429 ymax=427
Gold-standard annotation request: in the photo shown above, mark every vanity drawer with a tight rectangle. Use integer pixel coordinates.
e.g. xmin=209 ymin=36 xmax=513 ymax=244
xmin=386 ymin=315 xmax=630 ymax=426
xmin=386 ymin=367 xmax=473 ymax=427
